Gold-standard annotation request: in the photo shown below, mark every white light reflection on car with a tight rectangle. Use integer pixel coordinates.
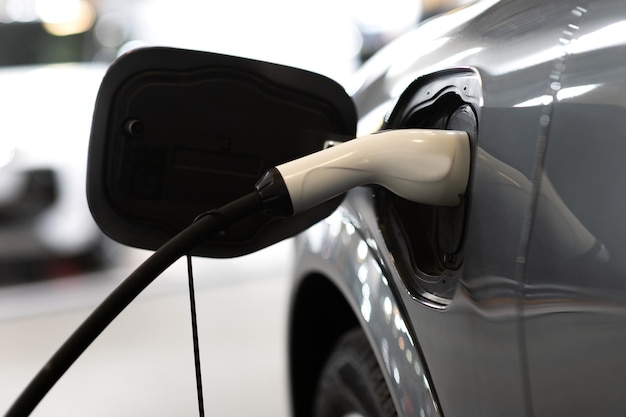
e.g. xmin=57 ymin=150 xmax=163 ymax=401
xmin=304 ymin=199 xmax=441 ymax=416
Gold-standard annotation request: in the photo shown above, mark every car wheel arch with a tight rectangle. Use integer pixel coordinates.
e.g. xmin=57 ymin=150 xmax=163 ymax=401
xmin=289 ymin=272 xmax=361 ymax=417
xmin=289 ymin=263 xmax=441 ymax=417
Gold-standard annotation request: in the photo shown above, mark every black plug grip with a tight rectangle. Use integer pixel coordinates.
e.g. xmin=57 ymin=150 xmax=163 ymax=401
xmin=255 ymin=168 xmax=294 ymax=217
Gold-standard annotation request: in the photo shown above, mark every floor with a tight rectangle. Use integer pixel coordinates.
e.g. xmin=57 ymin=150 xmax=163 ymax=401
xmin=0 ymin=241 xmax=293 ymax=416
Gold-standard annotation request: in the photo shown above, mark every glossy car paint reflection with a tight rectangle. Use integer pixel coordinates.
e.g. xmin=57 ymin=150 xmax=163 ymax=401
xmin=524 ymin=65 xmax=626 ymax=415
xmin=294 ymin=0 xmax=626 ymax=416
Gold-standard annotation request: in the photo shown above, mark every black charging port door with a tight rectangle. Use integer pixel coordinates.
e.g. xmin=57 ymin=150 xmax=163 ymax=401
xmin=88 ymin=47 xmax=356 ymax=257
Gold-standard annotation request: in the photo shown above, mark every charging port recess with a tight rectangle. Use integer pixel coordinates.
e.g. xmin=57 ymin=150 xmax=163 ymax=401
xmin=378 ymin=68 xmax=481 ymax=304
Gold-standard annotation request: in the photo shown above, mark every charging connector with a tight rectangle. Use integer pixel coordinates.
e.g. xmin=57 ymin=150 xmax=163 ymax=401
xmin=256 ymin=129 xmax=471 ymax=216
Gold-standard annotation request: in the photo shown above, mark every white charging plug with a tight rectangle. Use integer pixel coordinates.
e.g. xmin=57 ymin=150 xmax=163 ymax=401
xmin=256 ymin=129 xmax=471 ymax=216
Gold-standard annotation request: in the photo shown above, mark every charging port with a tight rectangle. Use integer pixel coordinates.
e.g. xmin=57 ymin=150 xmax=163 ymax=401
xmin=377 ymin=69 xmax=480 ymax=304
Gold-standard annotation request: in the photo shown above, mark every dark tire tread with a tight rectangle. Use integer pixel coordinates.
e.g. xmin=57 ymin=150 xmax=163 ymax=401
xmin=313 ymin=328 xmax=398 ymax=417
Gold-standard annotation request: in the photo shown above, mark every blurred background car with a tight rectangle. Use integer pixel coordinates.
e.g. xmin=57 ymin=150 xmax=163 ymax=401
xmin=0 ymin=62 xmax=110 ymax=274
xmin=0 ymin=20 xmax=112 ymax=278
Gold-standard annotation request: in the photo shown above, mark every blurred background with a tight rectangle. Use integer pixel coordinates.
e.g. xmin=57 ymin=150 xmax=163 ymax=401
xmin=0 ymin=0 xmax=468 ymax=415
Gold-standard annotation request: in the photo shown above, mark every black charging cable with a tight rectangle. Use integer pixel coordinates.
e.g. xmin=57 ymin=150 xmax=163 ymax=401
xmin=5 ymin=191 xmax=262 ymax=417
xmin=186 ymin=252 xmax=205 ymax=417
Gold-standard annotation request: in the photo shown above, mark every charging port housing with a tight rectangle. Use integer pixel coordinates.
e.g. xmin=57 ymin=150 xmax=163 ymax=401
xmin=378 ymin=68 xmax=481 ymax=304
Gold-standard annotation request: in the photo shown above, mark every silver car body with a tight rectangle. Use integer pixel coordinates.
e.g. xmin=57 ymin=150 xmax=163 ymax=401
xmin=291 ymin=0 xmax=626 ymax=416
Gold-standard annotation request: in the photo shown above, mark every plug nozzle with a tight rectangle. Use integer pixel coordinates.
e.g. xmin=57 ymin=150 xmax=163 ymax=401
xmin=256 ymin=129 xmax=471 ymax=216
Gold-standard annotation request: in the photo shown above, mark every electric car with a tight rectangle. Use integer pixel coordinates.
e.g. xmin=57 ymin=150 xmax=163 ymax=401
xmin=7 ymin=0 xmax=626 ymax=416
xmin=289 ymin=0 xmax=626 ymax=416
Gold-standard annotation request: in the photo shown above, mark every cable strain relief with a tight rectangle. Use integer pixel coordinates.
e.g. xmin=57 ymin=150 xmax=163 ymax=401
xmin=255 ymin=168 xmax=294 ymax=217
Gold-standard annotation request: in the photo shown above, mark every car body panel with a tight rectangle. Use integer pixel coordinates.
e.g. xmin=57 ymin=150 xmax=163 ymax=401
xmin=293 ymin=0 xmax=626 ymax=416
xmin=523 ymin=28 xmax=626 ymax=416
xmin=296 ymin=187 xmax=443 ymax=417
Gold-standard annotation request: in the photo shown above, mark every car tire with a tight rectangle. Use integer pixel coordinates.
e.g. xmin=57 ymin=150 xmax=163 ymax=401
xmin=313 ymin=328 xmax=397 ymax=417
